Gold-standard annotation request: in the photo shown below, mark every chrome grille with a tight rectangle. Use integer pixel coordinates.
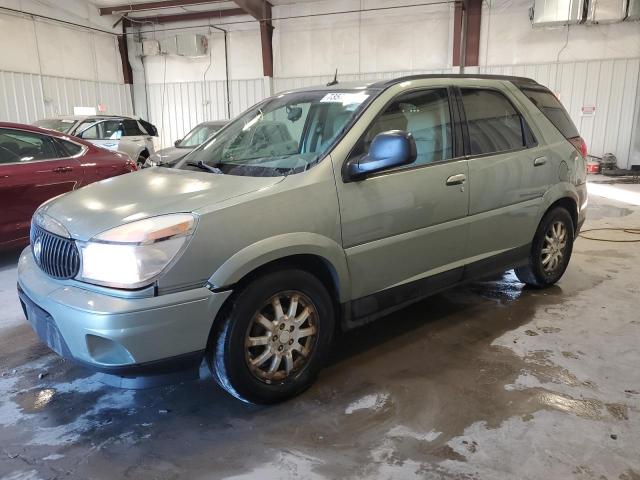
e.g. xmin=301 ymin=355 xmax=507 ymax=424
xmin=30 ymin=223 xmax=80 ymax=280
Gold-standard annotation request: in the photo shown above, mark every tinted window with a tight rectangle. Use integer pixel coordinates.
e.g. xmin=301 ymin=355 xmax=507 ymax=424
xmin=0 ymin=129 xmax=58 ymax=164
xmin=123 ymin=119 xmax=144 ymax=136
xmin=355 ymin=88 xmax=453 ymax=166
xmin=520 ymin=87 xmax=579 ymax=139
xmin=461 ymin=89 xmax=525 ymax=155
xmin=55 ymin=138 xmax=83 ymax=157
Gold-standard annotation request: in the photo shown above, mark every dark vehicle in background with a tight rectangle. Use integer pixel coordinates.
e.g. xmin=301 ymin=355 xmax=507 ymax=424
xmin=144 ymin=120 xmax=228 ymax=168
xmin=0 ymin=122 xmax=137 ymax=250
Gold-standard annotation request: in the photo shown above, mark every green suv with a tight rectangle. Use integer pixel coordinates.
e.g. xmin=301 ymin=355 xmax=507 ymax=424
xmin=17 ymin=75 xmax=587 ymax=404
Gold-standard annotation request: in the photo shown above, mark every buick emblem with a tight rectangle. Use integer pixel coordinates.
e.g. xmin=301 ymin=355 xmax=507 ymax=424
xmin=33 ymin=237 xmax=42 ymax=263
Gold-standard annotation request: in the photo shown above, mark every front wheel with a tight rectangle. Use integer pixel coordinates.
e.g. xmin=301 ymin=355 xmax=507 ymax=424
xmin=137 ymin=151 xmax=149 ymax=168
xmin=208 ymin=269 xmax=335 ymax=404
xmin=515 ymin=207 xmax=574 ymax=288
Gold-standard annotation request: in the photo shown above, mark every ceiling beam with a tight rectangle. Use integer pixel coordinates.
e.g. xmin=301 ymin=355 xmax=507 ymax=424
xmin=99 ymin=0 xmax=227 ymax=16
xmin=232 ymin=0 xmax=271 ymax=21
xmin=123 ymin=7 xmax=246 ymax=25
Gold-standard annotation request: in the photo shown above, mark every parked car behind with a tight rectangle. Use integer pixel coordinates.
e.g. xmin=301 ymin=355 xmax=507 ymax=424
xmin=18 ymin=75 xmax=587 ymax=404
xmin=144 ymin=120 xmax=228 ymax=168
xmin=34 ymin=115 xmax=157 ymax=167
xmin=0 ymin=122 xmax=136 ymax=250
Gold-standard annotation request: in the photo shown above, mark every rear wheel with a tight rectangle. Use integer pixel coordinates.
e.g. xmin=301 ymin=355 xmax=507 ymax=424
xmin=515 ymin=207 xmax=574 ymax=288
xmin=208 ymin=269 xmax=334 ymax=404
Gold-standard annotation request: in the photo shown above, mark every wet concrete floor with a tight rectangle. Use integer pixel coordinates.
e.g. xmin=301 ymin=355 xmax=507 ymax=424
xmin=1 ymin=192 xmax=639 ymax=480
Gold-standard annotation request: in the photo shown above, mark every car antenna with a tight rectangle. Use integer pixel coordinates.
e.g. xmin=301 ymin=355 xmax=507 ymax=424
xmin=326 ymin=69 xmax=338 ymax=86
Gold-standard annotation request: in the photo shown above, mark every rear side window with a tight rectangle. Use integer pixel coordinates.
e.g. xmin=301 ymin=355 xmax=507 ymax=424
xmin=55 ymin=138 xmax=83 ymax=157
xmin=460 ymin=89 xmax=526 ymax=156
xmin=520 ymin=87 xmax=579 ymax=139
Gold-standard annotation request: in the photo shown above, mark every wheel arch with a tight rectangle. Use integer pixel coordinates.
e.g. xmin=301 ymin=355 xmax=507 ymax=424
xmin=540 ymin=184 xmax=579 ymax=232
xmin=208 ymin=233 xmax=350 ymax=304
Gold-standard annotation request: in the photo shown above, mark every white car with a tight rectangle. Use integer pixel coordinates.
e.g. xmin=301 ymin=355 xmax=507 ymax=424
xmin=34 ymin=116 xmax=158 ymax=166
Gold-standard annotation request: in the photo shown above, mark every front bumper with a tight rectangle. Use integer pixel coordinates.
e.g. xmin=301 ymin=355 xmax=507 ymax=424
xmin=17 ymin=248 xmax=231 ymax=374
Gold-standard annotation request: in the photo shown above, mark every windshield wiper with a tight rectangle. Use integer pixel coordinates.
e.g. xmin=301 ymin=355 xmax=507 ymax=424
xmin=187 ymin=160 xmax=223 ymax=174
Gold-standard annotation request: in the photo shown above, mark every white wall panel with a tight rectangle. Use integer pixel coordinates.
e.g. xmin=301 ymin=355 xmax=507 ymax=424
xmin=273 ymin=67 xmax=454 ymax=93
xmin=0 ymin=70 xmax=133 ymax=124
xmin=478 ymin=58 xmax=640 ymax=168
xmin=145 ymin=78 xmax=268 ymax=148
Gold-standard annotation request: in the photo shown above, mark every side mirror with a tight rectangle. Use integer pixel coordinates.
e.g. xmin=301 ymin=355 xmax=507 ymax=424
xmin=346 ymin=130 xmax=417 ymax=181
xmin=174 ymin=139 xmax=181 ymax=147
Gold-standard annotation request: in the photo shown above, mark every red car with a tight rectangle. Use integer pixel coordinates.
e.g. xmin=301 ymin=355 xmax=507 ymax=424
xmin=0 ymin=122 xmax=137 ymax=250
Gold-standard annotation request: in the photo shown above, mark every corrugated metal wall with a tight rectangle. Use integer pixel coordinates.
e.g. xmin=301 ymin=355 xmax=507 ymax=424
xmin=273 ymin=68 xmax=454 ymax=93
xmin=475 ymin=58 xmax=640 ymax=169
xmin=146 ymin=78 xmax=268 ymax=148
xmin=142 ymin=58 xmax=640 ymax=165
xmin=0 ymin=69 xmax=133 ymax=124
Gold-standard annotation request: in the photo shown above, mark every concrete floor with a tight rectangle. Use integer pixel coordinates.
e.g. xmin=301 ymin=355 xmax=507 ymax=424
xmin=1 ymin=183 xmax=639 ymax=480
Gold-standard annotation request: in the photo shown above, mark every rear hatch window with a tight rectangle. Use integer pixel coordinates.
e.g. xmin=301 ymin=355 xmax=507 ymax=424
xmin=519 ymin=86 xmax=579 ymax=139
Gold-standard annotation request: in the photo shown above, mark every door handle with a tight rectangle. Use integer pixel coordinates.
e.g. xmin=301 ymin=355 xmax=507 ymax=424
xmin=534 ymin=156 xmax=547 ymax=167
xmin=446 ymin=174 xmax=466 ymax=186
xmin=53 ymin=166 xmax=73 ymax=173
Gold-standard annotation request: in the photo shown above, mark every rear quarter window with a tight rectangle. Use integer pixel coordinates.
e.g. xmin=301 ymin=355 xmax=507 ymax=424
xmin=519 ymin=87 xmax=579 ymax=139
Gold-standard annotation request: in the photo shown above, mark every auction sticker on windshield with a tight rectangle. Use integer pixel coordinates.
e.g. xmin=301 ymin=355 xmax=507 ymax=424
xmin=320 ymin=92 xmax=369 ymax=107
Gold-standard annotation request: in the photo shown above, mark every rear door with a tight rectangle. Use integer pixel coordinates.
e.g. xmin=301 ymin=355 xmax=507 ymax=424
xmin=123 ymin=119 xmax=155 ymax=155
xmin=454 ymin=81 xmax=554 ymax=267
xmin=0 ymin=128 xmax=83 ymax=246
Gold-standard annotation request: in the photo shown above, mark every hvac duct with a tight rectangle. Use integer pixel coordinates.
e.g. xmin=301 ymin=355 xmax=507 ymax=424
xmin=586 ymin=0 xmax=627 ymax=23
xmin=532 ymin=0 xmax=586 ymax=25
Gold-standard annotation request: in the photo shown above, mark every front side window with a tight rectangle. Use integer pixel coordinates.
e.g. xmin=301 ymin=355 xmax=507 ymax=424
xmin=460 ymin=89 xmax=526 ymax=156
xmin=78 ymin=122 xmax=100 ymax=139
xmin=0 ymin=129 xmax=58 ymax=164
xmin=77 ymin=120 xmax=123 ymax=140
xmin=176 ymin=90 xmax=373 ymax=177
xmin=352 ymin=88 xmax=453 ymax=166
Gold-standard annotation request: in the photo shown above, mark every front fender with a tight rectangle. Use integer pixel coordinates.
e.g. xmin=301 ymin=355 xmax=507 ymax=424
xmin=208 ymin=232 xmax=351 ymax=303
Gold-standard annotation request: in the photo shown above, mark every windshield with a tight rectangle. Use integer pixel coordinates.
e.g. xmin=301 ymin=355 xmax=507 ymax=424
xmin=34 ymin=119 xmax=77 ymax=134
xmin=178 ymin=123 xmax=225 ymax=148
xmin=175 ymin=89 xmax=373 ymax=176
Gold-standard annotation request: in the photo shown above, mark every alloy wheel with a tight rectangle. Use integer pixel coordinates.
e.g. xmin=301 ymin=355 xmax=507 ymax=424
xmin=244 ymin=291 xmax=318 ymax=384
xmin=541 ymin=220 xmax=568 ymax=274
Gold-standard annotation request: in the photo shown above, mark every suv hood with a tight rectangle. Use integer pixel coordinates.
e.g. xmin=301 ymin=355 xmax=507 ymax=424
xmin=39 ymin=168 xmax=284 ymax=241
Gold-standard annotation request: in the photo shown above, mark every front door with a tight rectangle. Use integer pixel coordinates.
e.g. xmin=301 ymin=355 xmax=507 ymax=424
xmin=333 ymin=87 xmax=469 ymax=318
xmin=0 ymin=128 xmax=83 ymax=247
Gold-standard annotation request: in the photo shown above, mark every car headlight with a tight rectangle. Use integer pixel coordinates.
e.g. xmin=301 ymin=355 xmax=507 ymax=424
xmin=76 ymin=213 xmax=196 ymax=289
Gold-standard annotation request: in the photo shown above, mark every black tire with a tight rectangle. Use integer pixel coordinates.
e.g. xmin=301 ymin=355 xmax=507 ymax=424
xmin=207 ymin=269 xmax=335 ymax=404
xmin=137 ymin=151 xmax=149 ymax=168
xmin=515 ymin=207 xmax=574 ymax=288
